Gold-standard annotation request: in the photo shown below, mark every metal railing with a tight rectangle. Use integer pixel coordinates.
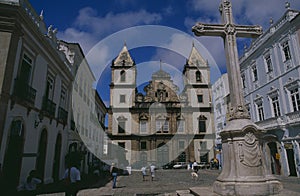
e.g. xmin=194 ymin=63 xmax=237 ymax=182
xmin=13 ymin=78 xmax=36 ymax=105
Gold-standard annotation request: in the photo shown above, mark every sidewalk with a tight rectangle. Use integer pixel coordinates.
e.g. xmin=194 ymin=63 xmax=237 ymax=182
xmin=36 ymin=172 xmax=112 ymax=196
xmin=36 ymin=169 xmax=300 ymax=196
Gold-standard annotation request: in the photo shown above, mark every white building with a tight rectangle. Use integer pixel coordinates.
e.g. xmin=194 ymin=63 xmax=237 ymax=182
xmin=212 ymin=73 xmax=229 ymax=146
xmin=212 ymin=73 xmax=229 ymax=166
xmin=107 ymin=44 xmax=215 ymax=167
xmin=0 ymin=0 xmax=107 ymax=192
xmin=60 ymin=41 xmax=107 ymax=175
xmin=240 ymin=6 xmax=300 ymax=177
xmin=0 ymin=0 xmax=75 ymax=189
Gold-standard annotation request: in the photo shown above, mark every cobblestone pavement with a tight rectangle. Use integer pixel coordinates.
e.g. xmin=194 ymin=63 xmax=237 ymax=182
xmin=77 ymin=169 xmax=300 ymax=196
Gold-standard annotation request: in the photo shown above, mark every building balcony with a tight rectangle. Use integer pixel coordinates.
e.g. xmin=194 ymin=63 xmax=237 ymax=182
xmin=58 ymin=107 xmax=68 ymax=124
xmin=42 ymin=97 xmax=56 ymax=117
xmin=255 ymin=117 xmax=280 ymax=129
xmin=286 ymin=111 xmax=300 ymax=125
xmin=13 ymin=78 xmax=36 ymax=105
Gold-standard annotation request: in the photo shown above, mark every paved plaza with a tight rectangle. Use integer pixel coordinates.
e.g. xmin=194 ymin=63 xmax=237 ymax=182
xmin=75 ymin=169 xmax=300 ymax=196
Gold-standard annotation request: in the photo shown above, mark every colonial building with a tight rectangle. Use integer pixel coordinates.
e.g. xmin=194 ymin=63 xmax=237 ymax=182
xmin=240 ymin=6 xmax=300 ymax=177
xmin=212 ymin=73 xmax=229 ymax=146
xmin=212 ymin=73 xmax=229 ymax=166
xmin=59 ymin=41 xmax=107 ymax=175
xmin=107 ymin=44 xmax=215 ymax=167
xmin=0 ymin=0 xmax=107 ymax=192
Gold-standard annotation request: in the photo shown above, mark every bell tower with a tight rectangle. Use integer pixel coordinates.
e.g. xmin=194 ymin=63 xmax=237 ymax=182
xmin=110 ymin=44 xmax=136 ymax=108
xmin=183 ymin=44 xmax=211 ymax=108
xmin=182 ymin=44 xmax=213 ymax=163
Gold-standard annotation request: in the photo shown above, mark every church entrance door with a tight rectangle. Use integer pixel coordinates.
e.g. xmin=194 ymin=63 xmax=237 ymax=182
xmin=157 ymin=143 xmax=169 ymax=166
xmin=2 ymin=120 xmax=24 ymax=190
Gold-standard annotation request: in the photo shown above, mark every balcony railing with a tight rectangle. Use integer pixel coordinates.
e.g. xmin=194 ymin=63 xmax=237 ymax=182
xmin=42 ymin=97 xmax=56 ymax=117
xmin=58 ymin=107 xmax=68 ymax=123
xmin=255 ymin=117 xmax=278 ymax=129
xmin=287 ymin=111 xmax=300 ymax=122
xmin=13 ymin=78 xmax=36 ymax=105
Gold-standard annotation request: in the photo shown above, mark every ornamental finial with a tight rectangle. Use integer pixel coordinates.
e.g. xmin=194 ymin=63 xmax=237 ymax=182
xmin=285 ymin=1 xmax=290 ymax=9
xmin=269 ymin=17 xmax=273 ymax=25
xmin=39 ymin=10 xmax=44 ymax=21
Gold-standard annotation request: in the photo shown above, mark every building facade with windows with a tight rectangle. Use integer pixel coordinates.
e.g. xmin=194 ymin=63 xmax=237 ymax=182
xmin=240 ymin=7 xmax=300 ymax=177
xmin=107 ymin=44 xmax=214 ymax=168
xmin=0 ymin=0 xmax=107 ymax=191
xmin=59 ymin=41 xmax=107 ymax=175
xmin=212 ymin=73 xmax=229 ymax=166
xmin=0 ymin=0 xmax=76 ymax=189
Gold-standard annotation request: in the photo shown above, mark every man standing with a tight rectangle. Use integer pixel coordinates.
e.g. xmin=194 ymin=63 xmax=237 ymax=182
xmin=63 ymin=163 xmax=81 ymax=196
xmin=110 ymin=163 xmax=118 ymax=189
xmin=141 ymin=166 xmax=147 ymax=181
xmin=150 ymin=164 xmax=155 ymax=181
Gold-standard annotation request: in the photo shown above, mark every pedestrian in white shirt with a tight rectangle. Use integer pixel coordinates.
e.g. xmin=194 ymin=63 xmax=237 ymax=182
xmin=63 ymin=163 xmax=81 ymax=196
xmin=150 ymin=164 xmax=155 ymax=181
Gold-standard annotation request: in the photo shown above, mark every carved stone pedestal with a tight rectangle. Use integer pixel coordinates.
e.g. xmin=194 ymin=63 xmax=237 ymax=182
xmin=213 ymin=119 xmax=282 ymax=196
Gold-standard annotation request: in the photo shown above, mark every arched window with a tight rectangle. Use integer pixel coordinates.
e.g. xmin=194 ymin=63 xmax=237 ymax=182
xmin=120 ymin=70 xmax=126 ymax=82
xmin=196 ymin=71 xmax=202 ymax=82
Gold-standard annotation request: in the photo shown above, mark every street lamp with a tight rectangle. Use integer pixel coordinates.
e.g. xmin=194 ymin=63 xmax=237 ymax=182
xmin=34 ymin=112 xmax=44 ymax=128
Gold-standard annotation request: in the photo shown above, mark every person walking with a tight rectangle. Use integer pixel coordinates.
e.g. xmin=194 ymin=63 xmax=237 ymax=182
xmin=110 ymin=163 xmax=118 ymax=189
xmin=150 ymin=164 xmax=155 ymax=181
xmin=193 ymin=161 xmax=198 ymax=172
xmin=141 ymin=166 xmax=147 ymax=181
xmin=23 ymin=170 xmax=42 ymax=196
xmin=63 ymin=163 xmax=81 ymax=196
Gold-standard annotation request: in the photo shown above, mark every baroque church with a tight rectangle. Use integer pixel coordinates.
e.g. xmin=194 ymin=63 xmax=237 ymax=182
xmin=107 ymin=44 xmax=215 ymax=167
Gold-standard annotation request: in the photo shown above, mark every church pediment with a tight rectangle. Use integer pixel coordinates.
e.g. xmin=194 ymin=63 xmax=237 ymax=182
xmin=187 ymin=44 xmax=207 ymax=67
xmin=113 ymin=44 xmax=134 ymax=67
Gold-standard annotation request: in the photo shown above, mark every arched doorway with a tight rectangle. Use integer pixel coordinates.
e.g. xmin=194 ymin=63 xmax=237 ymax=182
xmin=140 ymin=152 xmax=147 ymax=166
xmin=36 ymin=129 xmax=48 ymax=181
xmin=52 ymin=133 xmax=62 ymax=182
xmin=178 ymin=152 xmax=186 ymax=162
xmin=157 ymin=143 xmax=169 ymax=166
xmin=2 ymin=120 xmax=25 ymax=190
xmin=267 ymin=142 xmax=281 ymax=175
xmin=286 ymin=144 xmax=297 ymax=176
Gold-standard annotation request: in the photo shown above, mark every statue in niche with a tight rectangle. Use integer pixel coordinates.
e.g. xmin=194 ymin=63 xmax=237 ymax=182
xmin=158 ymin=91 xmax=163 ymax=102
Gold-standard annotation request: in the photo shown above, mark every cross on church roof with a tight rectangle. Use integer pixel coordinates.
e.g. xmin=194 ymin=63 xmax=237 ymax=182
xmin=192 ymin=0 xmax=262 ymax=120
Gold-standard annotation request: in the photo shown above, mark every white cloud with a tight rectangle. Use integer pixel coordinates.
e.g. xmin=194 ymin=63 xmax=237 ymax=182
xmin=186 ymin=0 xmax=300 ymax=76
xmin=151 ymin=33 xmax=222 ymax=84
xmin=58 ymin=7 xmax=162 ymax=54
xmin=189 ymin=0 xmax=300 ymax=29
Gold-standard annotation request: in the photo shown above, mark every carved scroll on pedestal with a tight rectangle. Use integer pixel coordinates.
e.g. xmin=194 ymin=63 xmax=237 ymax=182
xmin=238 ymin=132 xmax=262 ymax=167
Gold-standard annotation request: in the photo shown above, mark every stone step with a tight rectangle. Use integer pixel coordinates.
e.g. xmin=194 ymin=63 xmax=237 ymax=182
xmin=176 ymin=190 xmax=194 ymax=196
xmin=189 ymin=187 xmax=218 ymax=196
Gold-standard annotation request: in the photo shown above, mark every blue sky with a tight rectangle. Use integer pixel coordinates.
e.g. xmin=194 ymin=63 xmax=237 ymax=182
xmin=29 ymin=0 xmax=300 ymax=106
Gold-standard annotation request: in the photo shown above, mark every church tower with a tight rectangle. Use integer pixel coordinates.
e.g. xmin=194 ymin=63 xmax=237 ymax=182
xmin=108 ymin=44 xmax=136 ymax=165
xmin=182 ymin=44 xmax=214 ymax=163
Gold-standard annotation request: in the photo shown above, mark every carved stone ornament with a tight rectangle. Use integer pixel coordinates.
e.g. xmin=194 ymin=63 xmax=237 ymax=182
xmin=238 ymin=132 xmax=262 ymax=167
xmin=194 ymin=23 xmax=205 ymax=33
xmin=228 ymin=105 xmax=250 ymax=120
xmin=244 ymin=131 xmax=256 ymax=145
xmin=225 ymin=24 xmax=235 ymax=35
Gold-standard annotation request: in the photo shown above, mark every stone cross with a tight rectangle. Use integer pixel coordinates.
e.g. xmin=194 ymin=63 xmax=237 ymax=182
xmin=192 ymin=1 xmax=283 ymax=195
xmin=192 ymin=0 xmax=262 ymax=121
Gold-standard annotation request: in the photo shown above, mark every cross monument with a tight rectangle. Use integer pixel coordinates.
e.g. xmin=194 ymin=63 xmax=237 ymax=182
xmin=192 ymin=1 xmax=282 ymax=195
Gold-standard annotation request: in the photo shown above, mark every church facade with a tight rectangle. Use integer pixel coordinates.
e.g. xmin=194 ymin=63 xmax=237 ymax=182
xmin=107 ymin=44 xmax=215 ymax=167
